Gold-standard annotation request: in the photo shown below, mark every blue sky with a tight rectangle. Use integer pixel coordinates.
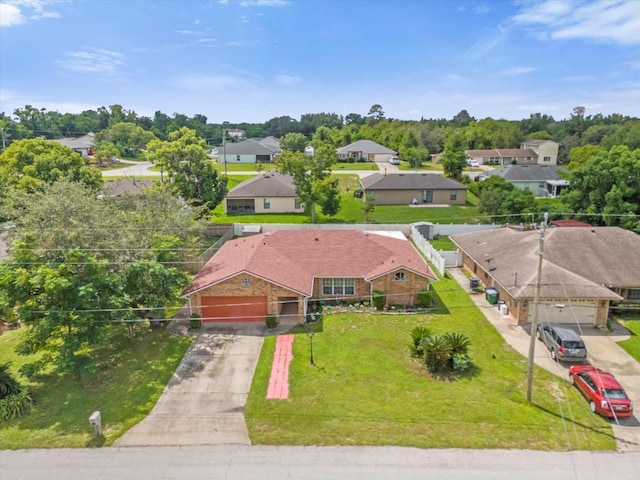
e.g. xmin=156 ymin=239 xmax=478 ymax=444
xmin=1 ymin=0 xmax=639 ymax=124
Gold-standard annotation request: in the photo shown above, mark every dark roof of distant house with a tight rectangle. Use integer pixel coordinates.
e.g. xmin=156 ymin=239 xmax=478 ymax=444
xmin=484 ymin=164 xmax=567 ymax=182
xmin=360 ymin=173 xmax=467 ymax=190
xmin=336 ymin=140 xmax=396 ymax=155
xmin=102 ymin=179 xmax=154 ymax=196
xmin=183 ymin=230 xmax=437 ymax=296
xmin=465 ymin=148 xmax=537 ymax=157
xmin=226 ymin=170 xmax=297 ymax=198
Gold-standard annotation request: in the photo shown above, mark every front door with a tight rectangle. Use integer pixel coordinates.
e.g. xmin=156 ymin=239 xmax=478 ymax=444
xmin=422 ymin=190 xmax=433 ymax=204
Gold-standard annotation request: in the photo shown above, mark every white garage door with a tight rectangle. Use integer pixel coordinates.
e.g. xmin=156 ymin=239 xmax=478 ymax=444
xmin=528 ymin=301 xmax=597 ymax=325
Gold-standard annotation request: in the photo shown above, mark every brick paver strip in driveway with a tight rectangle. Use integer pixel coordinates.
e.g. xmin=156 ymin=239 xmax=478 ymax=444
xmin=267 ymin=334 xmax=294 ymax=399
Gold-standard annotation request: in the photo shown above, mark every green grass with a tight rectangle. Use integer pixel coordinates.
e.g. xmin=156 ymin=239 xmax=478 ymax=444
xmin=616 ymin=315 xmax=640 ymax=362
xmin=398 ymin=162 xmax=444 ymax=171
xmin=332 ymin=162 xmax=379 ymax=171
xmin=430 ymin=235 xmax=456 ymax=251
xmin=212 ymin=174 xmax=487 ymax=225
xmin=0 ymin=327 xmax=192 ymax=449
xmin=245 ymin=274 xmax=616 ymax=450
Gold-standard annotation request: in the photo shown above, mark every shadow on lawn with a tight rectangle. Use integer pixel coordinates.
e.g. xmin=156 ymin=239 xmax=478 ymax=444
xmin=428 ymin=289 xmax=450 ymax=315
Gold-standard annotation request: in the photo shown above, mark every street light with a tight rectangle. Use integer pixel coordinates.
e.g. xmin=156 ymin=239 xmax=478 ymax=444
xmin=222 ymin=128 xmax=228 ymax=175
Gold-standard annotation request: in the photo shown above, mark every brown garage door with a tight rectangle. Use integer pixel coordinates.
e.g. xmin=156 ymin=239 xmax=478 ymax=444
xmin=200 ymin=296 xmax=268 ymax=323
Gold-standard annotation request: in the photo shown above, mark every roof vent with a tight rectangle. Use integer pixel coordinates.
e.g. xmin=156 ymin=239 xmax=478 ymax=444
xmin=314 ymin=237 xmax=319 ymax=241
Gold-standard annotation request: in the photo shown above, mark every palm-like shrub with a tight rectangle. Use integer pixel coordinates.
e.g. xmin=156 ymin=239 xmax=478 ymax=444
xmin=422 ymin=336 xmax=453 ymax=372
xmin=443 ymin=332 xmax=471 ymax=355
xmin=409 ymin=326 xmax=432 ymax=357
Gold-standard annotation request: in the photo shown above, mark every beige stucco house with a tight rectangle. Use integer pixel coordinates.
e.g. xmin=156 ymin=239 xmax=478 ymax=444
xmin=336 ymin=139 xmax=396 ymax=162
xmin=224 ymin=170 xmax=303 ymax=214
xmin=360 ymin=173 xmax=467 ymax=205
xmin=463 ymin=139 xmax=560 ymax=166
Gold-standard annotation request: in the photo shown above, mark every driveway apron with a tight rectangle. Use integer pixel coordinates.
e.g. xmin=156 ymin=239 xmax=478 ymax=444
xmin=114 ymin=328 xmax=264 ymax=446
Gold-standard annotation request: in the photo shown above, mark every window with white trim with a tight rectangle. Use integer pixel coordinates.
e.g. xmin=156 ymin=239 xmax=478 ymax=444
xmin=543 ymin=156 xmax=551 ymax=162
xmin=263 ymin=198 xmax=270 ymax=209
xmin=322 ymin=278 xmax=355 ymax=296
xmin=394 ymin=272 xmax=407 ymax=281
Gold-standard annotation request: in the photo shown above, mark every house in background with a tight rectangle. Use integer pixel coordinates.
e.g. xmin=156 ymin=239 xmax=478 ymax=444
xmin=224 ymin=170 xmax=303 ymax=214
xmin=451 ymin=226 xmax=640 ymax=326
xmin=51 ymin=132 xmax=95 ymax=157
xmin=360 ymin=173 xmax=467 ymax=205
xmin=462 ymin=139 xmax=560 ymax=166
xmin=225 ymin=128 xmax=245 ymax=140
xmin=336 ymin=139 xmax=396 ymax=162
xmin=216 ymin=136 xmax=281 ymax=164
xmin=182 ymin=229 xmax=437 ymax=324
xmin=479 ymin=164 xmax=569 ymax=197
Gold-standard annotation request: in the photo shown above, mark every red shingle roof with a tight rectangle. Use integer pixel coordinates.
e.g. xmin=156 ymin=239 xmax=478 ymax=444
xmin=183 ymin=230 xmax=437 ymax=296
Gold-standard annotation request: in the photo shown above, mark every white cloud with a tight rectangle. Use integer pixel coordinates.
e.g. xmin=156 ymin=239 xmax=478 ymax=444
xmin=513 ymin=0 xmax=640 ymax=45
xmin=1 ymin=0 xmax=60 ymax=26
xmin=275 ymin=74 xmax=301 ymax=86
xmin=472 ymin=4 xmax=491 ymax=15
xmin=464 ymin=24 xmax=509 ymax=60
xmin=58 ymin=48 xmax=126 ymax=76
xmin=0 ymin=3 xmax=25 ymax=26
xmin=501 ymin=66 xmax=536 ymax=76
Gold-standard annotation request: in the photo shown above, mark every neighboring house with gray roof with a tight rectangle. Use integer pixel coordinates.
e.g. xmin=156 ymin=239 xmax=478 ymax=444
xmin=360 ymin=173 xmax=467 ymax=205
xmin=224 ymin=170 xmax=303 ymax=214
xmin=336 ymin=140 xmax=396 ymax=162
xmin=479 ymin=164 xmax=569 ymax=197
xmin=51 ymin=132 xmax=95 ymax=157
xmin=451 ymin=226 xmax=640 ymax=326
xmin=216 ymin=136 xmax=281 ymax=164
xmin=101 ymin=179 xmax=154 ymax=197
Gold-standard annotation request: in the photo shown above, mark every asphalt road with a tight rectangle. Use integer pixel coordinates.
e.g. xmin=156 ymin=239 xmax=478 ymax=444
xmin=3 ymin=445 xmax=640 ymax=479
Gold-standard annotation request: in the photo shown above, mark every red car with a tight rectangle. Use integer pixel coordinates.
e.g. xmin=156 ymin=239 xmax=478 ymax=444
xmin=569 ymin=365 xmax=634 ymax=419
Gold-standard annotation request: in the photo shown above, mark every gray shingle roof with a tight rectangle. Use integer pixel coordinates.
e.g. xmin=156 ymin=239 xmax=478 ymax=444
xmin=360 ymin=173 xmax=467 ymax=190
xmin=336 ymin=140 xmax=396 ymax=155
xmin=226 ymin=170 xmax=297 ymax=198
xmin=485 ymin=165 xmax=566 ymax=182
xmin=450 ymin=227 xmax=638 ymax=300
xmin=218 ymin=137 xmax=280 ymax=156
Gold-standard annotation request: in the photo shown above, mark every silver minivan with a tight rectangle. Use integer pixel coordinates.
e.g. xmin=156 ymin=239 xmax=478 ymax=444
xmin=536 ymin=323 xmax=587 ymax=362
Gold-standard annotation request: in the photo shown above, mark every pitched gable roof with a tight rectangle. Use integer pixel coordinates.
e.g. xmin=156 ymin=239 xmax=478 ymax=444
xmin=336 ymin=139 xmax=396 ymax=155
xmin=361 ymin=173 xmax=467 ymax=190
xmin=450 ymin=227 xmax=631 ymax=300
xmin=218 ymin=137 xmax=281 ymax=156
xmin=485 ymin=165 xmax=566 ymax=182
xmin=183 ymin=230 xmax=437 ymax=297
xmin=226 ymin=170 xmax=297 ymax=198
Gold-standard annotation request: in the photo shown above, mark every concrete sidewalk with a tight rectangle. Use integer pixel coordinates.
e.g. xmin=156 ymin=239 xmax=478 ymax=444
xmin=114 ymin=327 xmax=264 ymax=446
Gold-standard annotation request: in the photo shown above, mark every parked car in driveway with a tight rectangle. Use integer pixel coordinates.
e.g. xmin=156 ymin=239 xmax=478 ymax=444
xmin=536 ymin=323 xmax=587 ymax=362
xmin=388 ymin=156 xmax=400 ymax=165
xmin=569 ymin=365 xmax=634 ymax=418
xmin=467 ymin=160 xmax=480 ymax=167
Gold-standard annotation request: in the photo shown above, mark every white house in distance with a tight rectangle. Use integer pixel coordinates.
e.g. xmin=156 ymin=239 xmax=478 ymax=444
xmin=51 ymin=132 xmax=95 ymax=157
xmin=216 ymin=137 xmax=281 ymax=164
xmin=464 ymin=139 xmax=560 ymax=166
xmin=336 ymin=139 xmax=396 ymax=162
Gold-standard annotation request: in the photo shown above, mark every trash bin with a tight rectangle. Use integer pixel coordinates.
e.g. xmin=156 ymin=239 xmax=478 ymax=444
xmin=469 ymin=277 xmax=480 ymax=290
xmin=485 ymin=288 xmax=499 ymax=305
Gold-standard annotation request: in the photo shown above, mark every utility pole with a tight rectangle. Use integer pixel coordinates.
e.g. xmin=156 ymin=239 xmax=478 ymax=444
xmin=222 ymin=128 xmax=227 ymax=176
xmin=526 ymin=212 xmax=548 ymax=402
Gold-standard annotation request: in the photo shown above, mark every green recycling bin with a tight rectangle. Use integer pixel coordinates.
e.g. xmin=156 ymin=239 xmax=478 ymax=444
xmin=485 ymin=288 xmax=499 ymax=305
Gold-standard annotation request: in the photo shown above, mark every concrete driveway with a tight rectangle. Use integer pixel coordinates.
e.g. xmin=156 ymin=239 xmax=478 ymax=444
xmin=114 ymin=325 xmax=264 ymax=446
xmin=448 ymin=267 xmax=640 ymax=451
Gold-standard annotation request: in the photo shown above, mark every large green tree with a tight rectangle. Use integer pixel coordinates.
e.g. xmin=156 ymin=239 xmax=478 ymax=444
xmin=0 ymin=179 xmax=204 ymax=376
xmin=280 ymin=132 xmax=308 ymax=152
xmin=95 ymin=121 xmax=156 ymax=157
xmin=276 ymin=143 xmax=337 ymax=223
xmin=146 ymin=127 xmax=227 ymax=212
xmin=563 ymin=145 xmax=640 ymax=232
xmin=0 ymin=138 xmax=102 ymax=192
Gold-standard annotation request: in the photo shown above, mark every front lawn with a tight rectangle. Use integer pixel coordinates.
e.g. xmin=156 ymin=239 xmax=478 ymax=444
xmin=245 ymin=274 xmax=616 ymax=450
xmin=616 ymin=314 xmax=640 ymax=362
xmin=0 ymin=327 xmax=192 ymax=449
